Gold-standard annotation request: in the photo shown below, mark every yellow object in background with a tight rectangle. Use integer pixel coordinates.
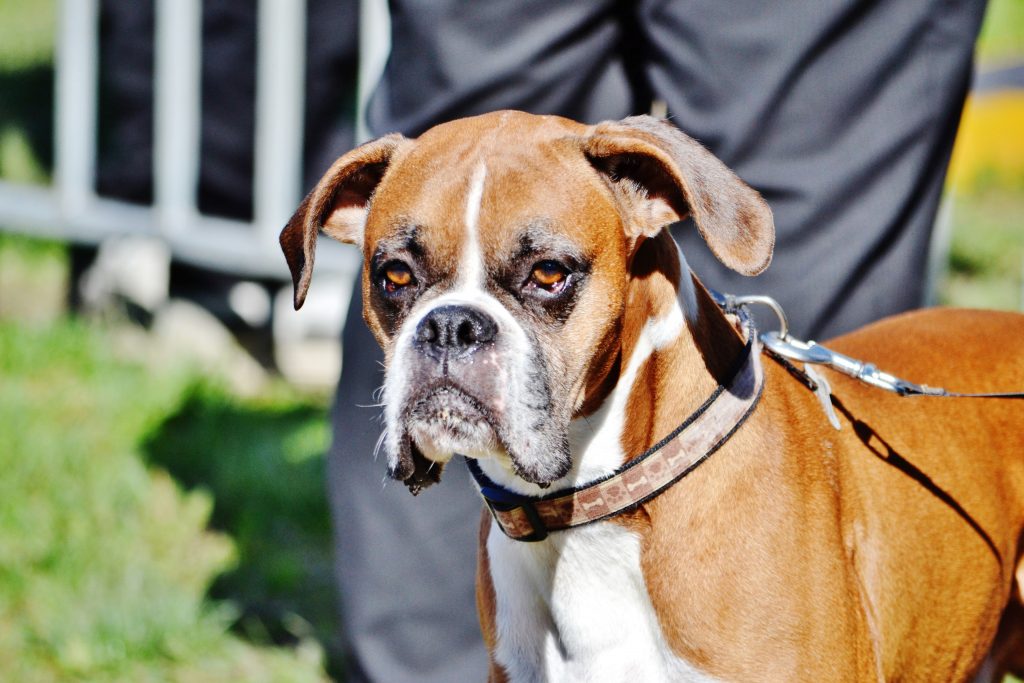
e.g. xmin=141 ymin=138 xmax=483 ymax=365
xmin=948 ymin=91 xmax=1024 ymax=194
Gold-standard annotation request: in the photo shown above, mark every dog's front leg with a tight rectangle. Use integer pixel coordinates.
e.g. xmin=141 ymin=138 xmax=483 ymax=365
xmin=481 ymin=518 xmax=562 ymax=683
xmin=482 ymin=516 xmax=721 ymax=682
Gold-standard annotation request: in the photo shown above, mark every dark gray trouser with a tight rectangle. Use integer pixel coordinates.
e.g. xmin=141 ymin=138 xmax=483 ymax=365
xmin=332 ymin=1 xmax=987 ymax=681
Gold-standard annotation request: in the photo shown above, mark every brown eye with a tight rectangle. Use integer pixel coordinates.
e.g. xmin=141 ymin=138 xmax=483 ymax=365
xmin=382 ymin=262 xmax=414 ymax=292
xmin=530 ymin=261 xmax=567 ymax=289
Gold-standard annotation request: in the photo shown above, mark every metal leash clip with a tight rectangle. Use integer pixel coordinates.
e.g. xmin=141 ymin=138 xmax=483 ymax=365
xmin=721 ymin=294 xmax=940 ymax=397
xmin=712 ymin=290 xmax=1024 ymax=408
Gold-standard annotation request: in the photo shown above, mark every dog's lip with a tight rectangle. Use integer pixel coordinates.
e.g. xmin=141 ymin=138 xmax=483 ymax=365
xmin=402 ymin=382 xmax=506 ymax=455
xmin=408 ymin=382 xmax=492 ymax=418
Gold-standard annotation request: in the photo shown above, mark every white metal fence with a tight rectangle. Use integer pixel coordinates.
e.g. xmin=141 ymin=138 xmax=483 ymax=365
xmin=0 ymin=0 xmax=392 ymax=281
xmin=0 ymin=0 xmax=391 ymax=386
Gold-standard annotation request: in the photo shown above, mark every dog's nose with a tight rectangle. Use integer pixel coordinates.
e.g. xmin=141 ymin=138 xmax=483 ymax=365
xmin=414 ymin=305 xmax=497 ymax=360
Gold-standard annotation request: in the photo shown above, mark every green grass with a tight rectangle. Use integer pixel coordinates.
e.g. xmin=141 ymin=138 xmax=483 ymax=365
xmin=0 ymin=0 xmax=54 ymax=183
xmin=0 ymin=5 xmax=344 ymax=675
xmin=0 ymin=0 xmax=54 ymax=69
xmin=978 ymin=0 xmax=1024 ymax=66
xmin=141 ymin=382 xmax=342 ymax=673
xmin=941 ymin=191 xmax=1024 ymax=310
xmin=0 ymin=235 xmax=335 ymax=681
xmin=0 ymin=232 xmax=67 ymax=322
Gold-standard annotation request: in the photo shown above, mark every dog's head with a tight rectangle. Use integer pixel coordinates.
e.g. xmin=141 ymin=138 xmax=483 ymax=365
xmin=281 ymin=111 xmax=773 ymax=493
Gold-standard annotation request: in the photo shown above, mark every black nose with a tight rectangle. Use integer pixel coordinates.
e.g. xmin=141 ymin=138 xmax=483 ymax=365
xmin=414 ymin=305 xmax=498 ymax=360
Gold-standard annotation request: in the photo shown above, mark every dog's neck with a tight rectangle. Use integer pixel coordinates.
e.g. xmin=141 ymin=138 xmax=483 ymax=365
xmin=476 ymin=230 xmax=746 ymax=497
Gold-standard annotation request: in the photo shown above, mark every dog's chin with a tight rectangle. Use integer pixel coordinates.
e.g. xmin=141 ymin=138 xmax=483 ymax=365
xmin=393 ymin=385 xmax=572 ymax=489
xmin=393 ymin=385 xmax=505 ymax=488
xmin=407 ymin=387 xmax=504 ymax=463
xmin=410 ymin=428 xmax=502 ymax=464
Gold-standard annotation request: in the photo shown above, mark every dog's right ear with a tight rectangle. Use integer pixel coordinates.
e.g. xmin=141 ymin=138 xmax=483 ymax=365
xmin=279 ymin=134 xmax=407 ymax=309
xmin=581 ymin=116 xmax=774 ymax=276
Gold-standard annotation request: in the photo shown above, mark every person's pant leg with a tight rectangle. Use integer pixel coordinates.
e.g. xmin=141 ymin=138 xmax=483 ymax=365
xmin=367 ymin=0 xmax=644 ymax=136
xmin=303 ymin=0 xmax=359 ymax=185
xmin=640 ymin=0 xmax=987 ymax=339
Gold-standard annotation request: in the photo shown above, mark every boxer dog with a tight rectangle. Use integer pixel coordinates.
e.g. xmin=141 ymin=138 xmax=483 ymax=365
xmin=280 ymin=111 xmax=1024 ymax=681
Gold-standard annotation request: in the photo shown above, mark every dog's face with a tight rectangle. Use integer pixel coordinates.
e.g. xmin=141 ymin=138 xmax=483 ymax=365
xmin=281 ymin=111 xmax=773 ymax=492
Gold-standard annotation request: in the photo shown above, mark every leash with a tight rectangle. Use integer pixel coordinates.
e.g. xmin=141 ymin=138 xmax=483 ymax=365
xmin=468 ymin=307 xmax=765 ymax=542
xmin=714 ymin=292 xmax=1024 ymax=432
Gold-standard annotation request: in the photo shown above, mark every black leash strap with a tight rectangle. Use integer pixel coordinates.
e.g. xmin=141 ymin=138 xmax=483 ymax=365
xmin=901 ymin=386 xmax=1024 ymax=399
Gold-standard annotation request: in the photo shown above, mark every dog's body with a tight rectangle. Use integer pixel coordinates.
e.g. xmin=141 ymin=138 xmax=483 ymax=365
xmin=282 ymin=111 xmax=1024 ymax=681
xmin=478 ymin=304 xmax=1024 ymax=682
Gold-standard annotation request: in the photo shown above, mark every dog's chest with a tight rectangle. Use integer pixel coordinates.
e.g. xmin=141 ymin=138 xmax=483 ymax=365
xmin=487 ymin=520 xmax=719 ymax=683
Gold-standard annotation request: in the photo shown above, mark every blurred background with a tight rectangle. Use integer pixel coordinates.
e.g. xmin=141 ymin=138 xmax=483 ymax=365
xmin=0 ymin=0 xmax=1021 ymax=681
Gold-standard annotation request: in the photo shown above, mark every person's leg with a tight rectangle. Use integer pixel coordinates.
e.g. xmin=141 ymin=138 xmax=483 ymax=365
xmin=367 ymin=0 xmax=645 ymax=136
xmin=332 ymin=3 xmax=642 ymax=680
xmin=96 ymin=0 xmax=156 ymax=204
xmin=194 ymin=1 xmax=258 ymax=220
xmin=303 ymin=0 xmax=359 ymax=186
xmin=640 ymin=0 xmax=987 ymax=339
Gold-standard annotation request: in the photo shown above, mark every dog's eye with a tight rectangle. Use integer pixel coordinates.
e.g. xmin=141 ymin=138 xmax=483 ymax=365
xmin=529 ymin=261 xmax=568 ymax=290
xmin=381 ymin=262 xmax=415 ymax=293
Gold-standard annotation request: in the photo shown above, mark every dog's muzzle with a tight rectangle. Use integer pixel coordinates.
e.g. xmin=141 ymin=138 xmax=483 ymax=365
xmin=384 ymin=295 xmax=571 ymax=490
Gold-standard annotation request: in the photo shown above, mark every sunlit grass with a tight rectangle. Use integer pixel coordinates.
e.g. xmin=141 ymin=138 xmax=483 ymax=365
xmin=0 ymin=235 xmax=333 ymax=681
xmin=942 ymin=191 xmax=1024 ymax=311
xmin=0 ymin=0 xmax=54 ymax=69
xmin=978 ymin=0 xmax=1024 ymax=66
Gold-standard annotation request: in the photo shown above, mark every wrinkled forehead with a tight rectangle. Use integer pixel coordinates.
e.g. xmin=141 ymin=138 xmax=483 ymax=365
xmin=363 ymin=114 xmax=623 ymax=266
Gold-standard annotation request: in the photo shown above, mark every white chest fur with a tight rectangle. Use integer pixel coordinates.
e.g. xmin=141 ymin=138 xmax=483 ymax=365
xmin=481 ymin=264 xmax=718 ymax=681
xmin=487 ymin=519 xmax=719 ymax=683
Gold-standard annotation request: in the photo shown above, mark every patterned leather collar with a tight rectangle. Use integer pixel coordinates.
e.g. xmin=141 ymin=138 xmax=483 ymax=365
xmin=467 ymin=316 xmax=765 ymax=542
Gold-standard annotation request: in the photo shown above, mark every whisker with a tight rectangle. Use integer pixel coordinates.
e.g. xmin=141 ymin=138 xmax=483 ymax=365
xmin=373 ymin=429 xmax=388 ymax=461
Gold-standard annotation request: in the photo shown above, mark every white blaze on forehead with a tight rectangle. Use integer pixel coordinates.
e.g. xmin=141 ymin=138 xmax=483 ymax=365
xmin=381 ymin=161 xmax=547 ymax=476
xmin=460 ymin=163 xmax=488 ymax=288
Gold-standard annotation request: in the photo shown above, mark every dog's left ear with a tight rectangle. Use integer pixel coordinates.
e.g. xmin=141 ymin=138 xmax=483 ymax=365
xmin=582 ymin=115 xmax=774 ymax=275
xmin=279 ymin=134 xmax=408 ymax=309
